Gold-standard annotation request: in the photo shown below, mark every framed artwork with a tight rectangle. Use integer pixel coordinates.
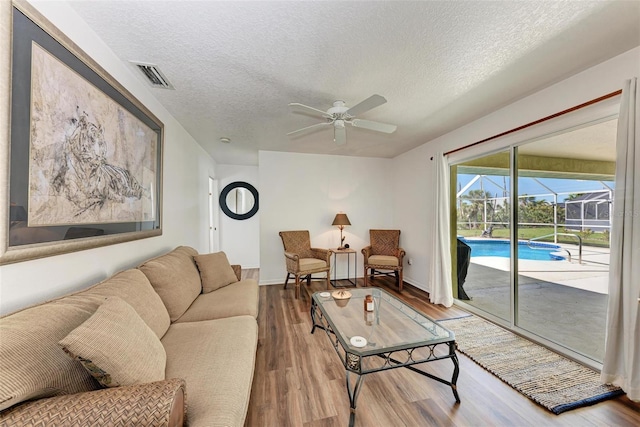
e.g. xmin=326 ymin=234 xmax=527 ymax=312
xmin=0 ymin=1 xmax=163 ymax=264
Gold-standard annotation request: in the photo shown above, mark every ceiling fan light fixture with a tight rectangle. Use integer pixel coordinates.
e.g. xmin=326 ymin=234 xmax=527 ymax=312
xmin=288 ymin=94 xmax=395 ymax=145
xmin=328 ymin=100 xmax=348 ymax=116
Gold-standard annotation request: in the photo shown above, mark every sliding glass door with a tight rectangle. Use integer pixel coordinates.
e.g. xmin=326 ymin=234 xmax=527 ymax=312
xmin=454 ymin=149 xmax=512 ymax=323
xmin=452 ymin=118 xmax=615 ymax=364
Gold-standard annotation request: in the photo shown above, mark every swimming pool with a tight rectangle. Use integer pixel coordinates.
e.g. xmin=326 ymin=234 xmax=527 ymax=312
xmin=460 ymin=238 xmax=564 ymax=261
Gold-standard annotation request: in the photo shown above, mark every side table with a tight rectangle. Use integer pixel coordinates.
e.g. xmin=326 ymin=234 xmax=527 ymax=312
xmin=330 ymin=248 xmax=357 ymax=287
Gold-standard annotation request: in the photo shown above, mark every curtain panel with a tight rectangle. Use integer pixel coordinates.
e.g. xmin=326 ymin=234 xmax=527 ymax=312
xmin=429 ymin=153 xmax=454 ymax=307
xmin=601 ymin=77 xmax=640 ymax=402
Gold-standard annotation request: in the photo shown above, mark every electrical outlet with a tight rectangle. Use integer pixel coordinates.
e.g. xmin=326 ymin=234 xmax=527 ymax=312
xmin=408 ymin=258 xmax=413 ymax=265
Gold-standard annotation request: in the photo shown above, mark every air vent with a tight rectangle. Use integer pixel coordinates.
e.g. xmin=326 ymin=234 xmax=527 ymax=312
xmin=130 ymin=61 xmax=174 ymax=90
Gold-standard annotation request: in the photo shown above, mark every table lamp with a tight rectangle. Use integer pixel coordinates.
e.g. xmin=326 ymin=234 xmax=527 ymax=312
xmin=332 ymin=212 xmax=351 ymax=249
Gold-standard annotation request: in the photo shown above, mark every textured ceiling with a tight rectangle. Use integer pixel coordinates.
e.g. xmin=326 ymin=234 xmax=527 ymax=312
xmin=67 ymin=0 xmax=640 ymax=165
xmin=519 ymin=118 xmax=618 ymax=162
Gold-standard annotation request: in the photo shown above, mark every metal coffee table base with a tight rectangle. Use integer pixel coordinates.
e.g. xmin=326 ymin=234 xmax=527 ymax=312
xmin=342 ymin=346 xmax=460 ymax=426
xmin=311 ymin=300 xmax=460 ymax=426
xmin=346 ymin=371 xmax=365 ymax=425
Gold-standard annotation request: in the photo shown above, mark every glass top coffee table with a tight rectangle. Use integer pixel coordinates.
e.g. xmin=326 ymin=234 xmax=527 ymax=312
xmin=311 ymin=287 xmax=460 ymax=426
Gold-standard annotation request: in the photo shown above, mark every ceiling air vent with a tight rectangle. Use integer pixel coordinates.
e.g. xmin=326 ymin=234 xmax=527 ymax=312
xmin=130 ymin=61 xmax=174 ymax=90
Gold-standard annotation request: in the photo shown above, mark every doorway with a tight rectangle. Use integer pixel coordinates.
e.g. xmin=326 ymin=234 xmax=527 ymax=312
xmin=209 ymin=177 xmax=220 ymax=253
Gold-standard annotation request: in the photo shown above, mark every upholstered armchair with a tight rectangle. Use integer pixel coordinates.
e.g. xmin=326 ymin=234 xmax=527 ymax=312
xmin=362 ymin=229 xmax=406 ymax=291
xmin=279 ymin=230 xmax=331 ymax=299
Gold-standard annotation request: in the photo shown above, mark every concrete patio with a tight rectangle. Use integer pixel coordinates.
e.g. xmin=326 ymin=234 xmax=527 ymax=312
xmin=460 ymin=245 xmax=610 ymax=362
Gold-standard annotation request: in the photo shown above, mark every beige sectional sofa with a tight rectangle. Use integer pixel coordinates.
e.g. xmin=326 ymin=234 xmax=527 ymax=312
xmin=0 ymin=246 xmax=259 ymax=426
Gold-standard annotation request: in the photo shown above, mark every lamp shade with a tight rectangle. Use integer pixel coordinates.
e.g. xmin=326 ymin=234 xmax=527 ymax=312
xmin=332 ymin=213 xmax=351 ymax=227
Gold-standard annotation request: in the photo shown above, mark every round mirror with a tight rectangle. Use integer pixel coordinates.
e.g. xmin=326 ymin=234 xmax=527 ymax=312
xmin=226 ymin=188 xmax=255 ymax=215
xmin=219 ymin=181 xmax=259 ymax=220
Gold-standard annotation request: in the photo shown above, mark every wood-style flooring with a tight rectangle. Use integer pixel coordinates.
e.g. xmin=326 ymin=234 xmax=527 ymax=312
xmin=243 ymin=272 xmax=640 ymax=426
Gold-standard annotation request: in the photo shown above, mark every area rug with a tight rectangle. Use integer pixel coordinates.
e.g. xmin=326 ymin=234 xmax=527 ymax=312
xmin=438 ymin=315 xmax=624 ymax=414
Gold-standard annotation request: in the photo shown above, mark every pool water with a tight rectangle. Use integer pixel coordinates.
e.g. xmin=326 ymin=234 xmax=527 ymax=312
xmin=460 ymin=238 xmax=564 ymax=261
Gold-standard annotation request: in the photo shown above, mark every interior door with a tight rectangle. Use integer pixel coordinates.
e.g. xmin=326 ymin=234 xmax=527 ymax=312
xmin=209 ymin=177 xmax=220 ymax=253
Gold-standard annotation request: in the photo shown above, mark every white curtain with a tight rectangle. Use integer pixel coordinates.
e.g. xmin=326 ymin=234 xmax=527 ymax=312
xmin=429 ymin=153 xmax=454 ymax=307
xmin=601 ymin=78 xmax=640 ymax=402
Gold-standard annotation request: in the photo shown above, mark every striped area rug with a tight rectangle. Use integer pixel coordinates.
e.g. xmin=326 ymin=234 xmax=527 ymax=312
xmin=438 ymin=315 xmax=624 ymax=414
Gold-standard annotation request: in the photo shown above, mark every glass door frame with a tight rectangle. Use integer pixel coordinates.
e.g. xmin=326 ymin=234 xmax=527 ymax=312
xmin=450 ymin=126 xmax=615 ymax=371
xmin=509 ymin=146 xmax=518 ymax=331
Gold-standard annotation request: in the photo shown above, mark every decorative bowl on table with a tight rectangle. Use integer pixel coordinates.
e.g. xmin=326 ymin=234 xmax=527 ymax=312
xmin=332 ymin=290 xmax=352 ymax=307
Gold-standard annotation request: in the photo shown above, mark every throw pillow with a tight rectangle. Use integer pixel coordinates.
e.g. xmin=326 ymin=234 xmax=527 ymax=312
xmin=194 ymin=251 xmax=238 ymax=293
xmin=59 ymin=297 xmax=166 ymax=388
xmin=138 ymin=247 xmax=202 ymax=322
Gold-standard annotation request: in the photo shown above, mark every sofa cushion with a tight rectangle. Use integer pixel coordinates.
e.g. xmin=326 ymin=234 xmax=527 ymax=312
xmin=59 ymin=297 xmax=166 ymax=388
xmin=300 ymin=258 xmax=327 ymax=270
xmin=81 ymin=269 xmax=170 ymax=339
xmin=138 ymin=246 xmax=203 ymax=322
xmin=162 ymin=316 xmax=258 ymax=427
xmin=194 ymin=251 xmax=238 ymax=293
xmin=368 ymin=255 xmax=399 ymax=267
xmin=175 ymin=279 xmax=259 ymax=323
xmin=0 ymin=304 xmax=101 ymax=412
xmin=0 ymin=268 xmax=173 ymax=412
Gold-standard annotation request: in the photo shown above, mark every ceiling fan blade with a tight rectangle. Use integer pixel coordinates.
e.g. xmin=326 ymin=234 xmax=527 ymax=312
xmin=289 ymin=102 xmax=329 ymax=118
xmin=351 ymin=119 xmax=397 ymax=134
xmin=287 ymin=122 xmax=331 ymax=137
xmin=334 ymin=125 xmax=347 ymax=146
xmin=346 ymin=94 xmax=387 ymax=117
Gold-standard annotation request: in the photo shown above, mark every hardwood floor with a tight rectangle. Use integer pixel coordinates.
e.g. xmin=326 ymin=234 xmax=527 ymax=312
xmin=244 ymin=273 xmax=640 ymax=426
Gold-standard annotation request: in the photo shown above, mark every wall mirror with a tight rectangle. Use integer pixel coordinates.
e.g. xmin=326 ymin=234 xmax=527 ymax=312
xmin=219 ymin=181 xmax=259 ymax=220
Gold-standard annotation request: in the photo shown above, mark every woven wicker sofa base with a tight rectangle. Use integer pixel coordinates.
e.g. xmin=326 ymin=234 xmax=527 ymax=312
xmin=0 ymin=378 xmax=186 ymax=427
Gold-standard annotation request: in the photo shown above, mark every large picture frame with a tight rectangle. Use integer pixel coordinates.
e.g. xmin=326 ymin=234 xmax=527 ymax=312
xmin=0 ymin=1 xmax=163 ymax=265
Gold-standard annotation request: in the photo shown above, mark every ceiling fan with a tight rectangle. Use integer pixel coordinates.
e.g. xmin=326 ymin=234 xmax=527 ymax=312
xmin=287 ymin=94 xmax=397 ymax=146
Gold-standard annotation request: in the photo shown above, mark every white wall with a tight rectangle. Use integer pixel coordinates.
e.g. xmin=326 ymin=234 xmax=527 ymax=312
xmin=216 ymin=164 xmax=260 ymax=268
xmin=259 ymin=151 xmax=394 ymax=285
xmin=393 ymin=46 xmax=640 ymax=296
xmin=0 ymin=1 xmax=217 ymax=315
xmin=392 ymin=143 xmax=435 ymax=290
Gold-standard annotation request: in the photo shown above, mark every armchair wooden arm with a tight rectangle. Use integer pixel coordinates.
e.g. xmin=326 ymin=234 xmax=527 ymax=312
xmin=0 ymin=378 xmax=187 ymax=427
xmin=283 ymin=251 xmax=300 ymax=261
xmin=283 ymin=251 xmax=300 ymax=273
xmin=310 ymin=247 xmax=331 ymax=263
xmin=361 ymin=245 xmax=372 ymax=263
